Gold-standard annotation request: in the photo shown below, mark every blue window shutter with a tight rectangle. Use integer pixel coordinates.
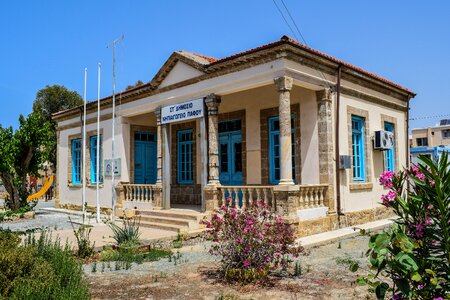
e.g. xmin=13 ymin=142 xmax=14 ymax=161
xmin=71 ymin=139 xmax=81 ymax=184
xmin=351 ymin=116 xmax=365 ymax=182
xmin=177 ymin=129 xmax=193 ymax=184
xmin=90 ymin=135 xmax=102 ymax=184
xmin=268 ymin=116 xmax=296 ymax=184
xmin=384 ymin=122 xmax=395 ymax=171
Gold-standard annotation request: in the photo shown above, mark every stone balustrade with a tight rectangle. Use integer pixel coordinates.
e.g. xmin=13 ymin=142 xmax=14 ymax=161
xmin=297 ymin=184 xmax=328 ymax=209
xmin=217 ymin=186 xmax=275 ymax=210
xmin=216 ymin=184 xmax=328 ymax=213
xmin=121 ymin=183 xmax=162 ymax=207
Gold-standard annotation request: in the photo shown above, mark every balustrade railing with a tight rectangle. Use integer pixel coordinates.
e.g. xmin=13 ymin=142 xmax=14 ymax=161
xmin=218 ymin=186 xmax=275 ymax=210
xmin=122 ymin=184 xmax=161 ymax=206
xmin=297 ymin=184 xmax=328 ymax=209
xmin=217 ymin=184 xmax=328 ymax=212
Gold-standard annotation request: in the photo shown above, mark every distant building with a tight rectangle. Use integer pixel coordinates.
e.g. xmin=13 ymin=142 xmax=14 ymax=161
xmin=411 ymin=119 xmax=450 ymax=148
xmin=410 ymin=146 xmax=450 ymax=164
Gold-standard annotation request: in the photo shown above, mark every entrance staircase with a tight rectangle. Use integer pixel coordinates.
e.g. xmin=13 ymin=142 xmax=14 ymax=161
xmin=133 ymin=208 xmax=208 ymax=233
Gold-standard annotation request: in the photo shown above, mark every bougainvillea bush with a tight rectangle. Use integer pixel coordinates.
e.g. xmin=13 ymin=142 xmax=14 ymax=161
xmin=203 ymin=200 xmax=304 ymax=283
xmin=358 ymin=154 xmax=450 ymax=299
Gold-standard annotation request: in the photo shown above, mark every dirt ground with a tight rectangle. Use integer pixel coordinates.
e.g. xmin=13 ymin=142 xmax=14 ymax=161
xmin=86 ymin=235 xmax=375 ymax=300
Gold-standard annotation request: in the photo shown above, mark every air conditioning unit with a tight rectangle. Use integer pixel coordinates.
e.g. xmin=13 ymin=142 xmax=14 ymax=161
xmin=374 ymin=130 xmax=394 ymax=150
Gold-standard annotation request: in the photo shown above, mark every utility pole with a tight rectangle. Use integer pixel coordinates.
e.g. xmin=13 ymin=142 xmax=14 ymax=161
xmin=82 ymin=68 xmax=87 ymax=223
xmin=107 ymin=35 xmax=124 ymax=221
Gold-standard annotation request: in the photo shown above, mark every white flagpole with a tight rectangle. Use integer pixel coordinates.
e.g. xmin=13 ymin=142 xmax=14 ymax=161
xmin=96 ymin=63 xmax=101 ymax=223
xmin=82 ymin=68 xmax=87 ymax=223
xmin=108 ymin=35 xmax=124 ymax=221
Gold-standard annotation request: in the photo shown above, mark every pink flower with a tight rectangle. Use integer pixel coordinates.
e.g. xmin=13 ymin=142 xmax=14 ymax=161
xmin=425 ymin=217 xmax=433 ymax=226
xmin=417 ymin=285 xmax=424 ymax=290
xmin=416 ymin=172 xmax=425 ymax=181
xmin=428 ymin=204 xmax=434 ymax=209
xmin=381 ymin=191 xmax=396 ymax=207
xmin=243 ymin=260 xmax=251 ymax=267
xmin=379 ymin=170 xmax=394 ymax=189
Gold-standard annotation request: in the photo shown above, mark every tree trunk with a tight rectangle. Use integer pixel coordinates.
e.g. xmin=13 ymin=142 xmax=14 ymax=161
xmin=1 ymin=172 xmax=22 ymax=210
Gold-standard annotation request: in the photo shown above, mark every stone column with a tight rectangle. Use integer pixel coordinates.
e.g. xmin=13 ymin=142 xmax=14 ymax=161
xmin=205 ymin=94 xmax=221 ymax=186
xmin=274 ymin=76 xmax=294 ymax=185
xmin=316 ymin=89 xmax=335 ymax=213
xmin=155 ymin=108 xmax=163 ymax=185
xmin=162 ymin=123 xmax=171 ymax=209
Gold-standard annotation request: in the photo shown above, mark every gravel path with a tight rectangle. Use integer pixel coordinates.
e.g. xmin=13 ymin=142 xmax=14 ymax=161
xmin=0 ymin=200 xmax=84 ymax=232
xmin=86 ymin=235 xmax=376 ymax=299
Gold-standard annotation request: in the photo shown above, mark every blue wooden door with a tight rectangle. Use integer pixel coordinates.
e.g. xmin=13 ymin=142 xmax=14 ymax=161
xmin=219 ymin=131 xmax=242 ymax=186
xmin=134 ymin=132 xmax=157 ymax=184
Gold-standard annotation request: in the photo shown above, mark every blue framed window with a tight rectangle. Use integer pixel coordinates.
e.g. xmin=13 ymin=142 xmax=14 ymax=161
xmin=90 ymin=135 xmax=103 ymax=184
xmin=269 ymin=116 xmax=296 ymax=184
xmin=71 ymin=139 xmax=81 ymax=184
xmin=177 ymin=129 xmax=193 ymax=184
xmin=351 ymin=116 xmax=365 ymax=182
xmin=384 ymin=122 xmax=395 ymax=171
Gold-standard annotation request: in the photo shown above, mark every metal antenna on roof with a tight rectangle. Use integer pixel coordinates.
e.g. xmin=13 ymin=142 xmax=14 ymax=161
xmin=107 ymin=35 xmax=124 ymax=222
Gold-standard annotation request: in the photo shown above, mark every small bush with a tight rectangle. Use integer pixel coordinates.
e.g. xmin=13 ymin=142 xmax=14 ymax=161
xmin=108 ymin=217 xmax=141 ymax=246
xmin=357 ymin=154 xmax=450 ymax=299
xmin=203 ymin=200 xmax=304 ymax=283
xmin=69 ymin=217 xmax=95 ymax=258
xmin=0 ymin=230 xmax=89 ymax=299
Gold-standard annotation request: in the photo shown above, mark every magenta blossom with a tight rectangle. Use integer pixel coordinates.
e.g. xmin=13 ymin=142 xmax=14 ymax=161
xmin=379 ymin=170 xmax=394 ymax=189
xmin=381 ymin=191 xmax=396 ymax=207
xmin=243 ymin=260 xmax=251 ymax=267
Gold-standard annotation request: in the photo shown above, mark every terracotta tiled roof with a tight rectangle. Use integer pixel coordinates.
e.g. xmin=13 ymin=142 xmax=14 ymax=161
xmin=207 ymin=35 xmax=414 ymax=95
xmin=53 ymin=35 xmax=414 ymax=120
xmin=190 ymin=52 xmax=218 ymax=63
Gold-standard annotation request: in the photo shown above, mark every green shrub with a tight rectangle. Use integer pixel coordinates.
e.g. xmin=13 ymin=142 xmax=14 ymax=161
xmin=108 ymin=217 xmax=141 ymax=246
xmin=69 ymin=217 xmax=95 ymax=258
xmin=0 ymin=230 xmax=89 ymax=299
xmin=203 ymin=201 xmax=304 ymax=283
xmin=357 ymin=154 xmax=450 ymax=299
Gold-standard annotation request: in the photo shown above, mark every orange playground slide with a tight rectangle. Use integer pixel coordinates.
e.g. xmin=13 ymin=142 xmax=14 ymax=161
xmin=27 ymin=176 xmax=54 ymax=201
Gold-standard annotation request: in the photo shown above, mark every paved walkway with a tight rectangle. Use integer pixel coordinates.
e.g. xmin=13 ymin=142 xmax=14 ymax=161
xmin=297 ymin=218 xmax=394 ymax=248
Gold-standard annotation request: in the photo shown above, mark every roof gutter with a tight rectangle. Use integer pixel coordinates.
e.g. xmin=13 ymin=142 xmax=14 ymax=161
xmin=335 ymin=65 xmax=343 ymax=220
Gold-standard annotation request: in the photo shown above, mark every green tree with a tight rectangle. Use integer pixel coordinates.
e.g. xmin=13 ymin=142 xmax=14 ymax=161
xmin=125 ymin=80 xmax=144 ymax=90
xmin=0 ymin=113 xmax=54 ymax=210
xmin=32 ymin=85 xmax=83 ymax=169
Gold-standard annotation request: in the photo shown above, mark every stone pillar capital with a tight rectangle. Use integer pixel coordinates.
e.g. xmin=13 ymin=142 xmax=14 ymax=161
xmin=316 ymin=88 xmax=332 ymax=103
xmin=274 ymin=76 xmax=293 ymax=92
xmin=205 ymin=94 xmax=221 ymax=113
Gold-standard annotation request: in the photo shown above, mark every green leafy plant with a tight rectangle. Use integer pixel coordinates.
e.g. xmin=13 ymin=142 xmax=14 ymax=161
xmin=203 ymin=200 xmax=305 ymax=283
xmin=356 ymin=154 xmax=450 ymax=299
xmin=108 ymin=216 xmax=141 ymax=246
xmin=0 ymin=230 xmax=89 ymax=299
xmin=69 ymin=217 xmax=95 ymax=258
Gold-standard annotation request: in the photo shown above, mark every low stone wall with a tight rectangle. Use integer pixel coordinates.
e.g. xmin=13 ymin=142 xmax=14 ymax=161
xmin=294 ymin=206 xmax=394 ymax=237
xmin=60 ymin=203 xmax=112 ymax=215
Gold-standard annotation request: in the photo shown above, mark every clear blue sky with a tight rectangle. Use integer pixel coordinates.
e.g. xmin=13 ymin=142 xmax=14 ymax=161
xmin=1 ymin=1 xmax=449 ymax=130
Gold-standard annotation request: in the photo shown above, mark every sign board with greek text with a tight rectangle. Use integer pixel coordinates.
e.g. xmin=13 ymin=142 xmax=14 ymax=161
xmin=161 ymin=98 xmax=204 ymax=124
xmin=104 ymin=158 xmax=121 ymax=177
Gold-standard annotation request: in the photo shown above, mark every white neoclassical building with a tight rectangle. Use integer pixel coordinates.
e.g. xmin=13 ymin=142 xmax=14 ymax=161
xmin=53 ymin=35 xmax=415 ymax=235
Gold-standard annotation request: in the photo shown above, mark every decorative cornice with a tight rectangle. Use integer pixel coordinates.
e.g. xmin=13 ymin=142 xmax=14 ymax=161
xmin=274 ymin=76 xmax=293 ymax=92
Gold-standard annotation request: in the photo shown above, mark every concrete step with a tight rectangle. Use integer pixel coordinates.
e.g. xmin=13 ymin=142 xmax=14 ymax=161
xmin=136 ymin=209 xmax=207 ymax=222
xmin=138 ymin=221 xmax=186 ymax=232
xmin=137 ymin=215 xmax=195 ymax=228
